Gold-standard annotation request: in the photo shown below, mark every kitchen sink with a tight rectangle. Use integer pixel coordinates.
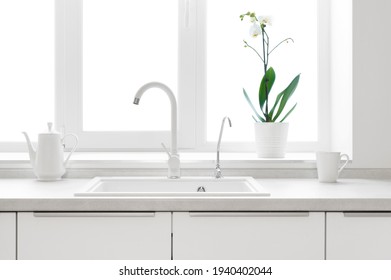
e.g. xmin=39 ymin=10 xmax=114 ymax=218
xmin=74 ymin=177 xmax=270 ymax=197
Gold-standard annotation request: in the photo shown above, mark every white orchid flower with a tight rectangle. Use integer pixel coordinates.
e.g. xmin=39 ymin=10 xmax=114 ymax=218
xmin=249 ymin=23 xmax=262 ymax=38
xmin=258 ymin=16 xmax=272 ymax=26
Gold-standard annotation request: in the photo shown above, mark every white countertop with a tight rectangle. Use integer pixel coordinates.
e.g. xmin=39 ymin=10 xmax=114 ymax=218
xmin=0 ymin=178 xmax=391 ymax=211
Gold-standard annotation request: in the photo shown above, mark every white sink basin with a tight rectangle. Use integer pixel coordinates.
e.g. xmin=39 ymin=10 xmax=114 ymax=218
xmin=75 ymin=177 xmax=269 ymax=197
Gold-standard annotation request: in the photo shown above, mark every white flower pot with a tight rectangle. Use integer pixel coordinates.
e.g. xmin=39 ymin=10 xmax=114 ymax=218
xmin=254 ymin=122 xmax=289 ymax=158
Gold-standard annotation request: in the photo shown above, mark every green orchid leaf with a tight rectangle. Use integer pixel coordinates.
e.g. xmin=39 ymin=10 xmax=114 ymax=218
xmin=269 ymin=90 xmax=284 ymax=119
xmin=243 ymin=88 xmax=266 ymax=122
xmin=272 ymin=74 xmax=300 ymax=122
xmin=257 ymin=114 xmax=266 ymax=122
xmin=279 ymin=103 xmax=297 ymax=123
xmin=259 ymin=67 xmax=276 ymax=113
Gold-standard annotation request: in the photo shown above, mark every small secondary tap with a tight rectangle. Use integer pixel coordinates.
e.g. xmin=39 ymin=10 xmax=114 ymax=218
xmin=215 ymin=117 xmax=232 ymax=179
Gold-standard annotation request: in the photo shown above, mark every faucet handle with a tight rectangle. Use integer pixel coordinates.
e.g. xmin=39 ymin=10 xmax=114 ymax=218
xmin=161 ymin=142 xmax=181 ymax=179
xmin=215 ymin=164 xmax=223 ymax=179
xmin=161 ymin=143 xmax=172 ymax=158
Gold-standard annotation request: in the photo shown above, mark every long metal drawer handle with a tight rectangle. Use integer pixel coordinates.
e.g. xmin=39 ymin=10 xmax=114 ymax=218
xmin=344 ymin=212 xmax=391 ymax=218
xmin=189 ymin=212 xmax=310 ymax=218
xmin=33 ymin=212 xmax=155 ymax=218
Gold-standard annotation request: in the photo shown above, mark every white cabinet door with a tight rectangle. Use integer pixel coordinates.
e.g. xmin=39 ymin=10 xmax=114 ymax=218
xmin=0 ymin=212 xmax=16 ymax=260
xmin=173 ymin=212 xmax=325 ymax=260
xmin=18 ymin=212 xmax=171 ymax=260
xmin=327 ymin=212 xmax=391 ymax=260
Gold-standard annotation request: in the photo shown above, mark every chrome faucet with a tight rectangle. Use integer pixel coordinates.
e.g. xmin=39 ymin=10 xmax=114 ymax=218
xmin=215 ymin=117 xmax=232 ymax=178
xmin=133 ymin=82 xmax=180 ymax=179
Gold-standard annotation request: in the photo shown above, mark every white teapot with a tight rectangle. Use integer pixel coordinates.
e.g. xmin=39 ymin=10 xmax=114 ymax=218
xmin=22 ymin=123 xmax=78 ymax=181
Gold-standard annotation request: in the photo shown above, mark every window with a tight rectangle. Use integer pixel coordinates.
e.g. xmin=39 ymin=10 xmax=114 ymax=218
xmin=58 ymin=0 xmax=192 ymax=150
xmin=204 ymin=0 xmax=318 ymax=145
xmin=83 ymin=0 xmax=178 ymax=132
xmin=0 ymin=0 xmax=54 ymax=150
xmin=1 ymin=0 xmax=342 ymax=153
xmin=198 ymin=0 xmax=327 ymax=152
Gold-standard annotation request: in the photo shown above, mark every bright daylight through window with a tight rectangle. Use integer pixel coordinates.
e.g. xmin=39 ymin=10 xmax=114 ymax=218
xmin=83 ymin=0 xmax=178 ymax=132
xmin=205 ymin=0 xmax=318 ymax=143
xmin=0 ymin=0 xmax=323 ymax=152
xmin=0 ymin=0 xmax=54 ymax=147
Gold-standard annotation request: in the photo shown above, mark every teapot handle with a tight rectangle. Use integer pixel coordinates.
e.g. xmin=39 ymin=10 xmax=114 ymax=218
xmin=62 ymin=133 xmax=79 ymax=167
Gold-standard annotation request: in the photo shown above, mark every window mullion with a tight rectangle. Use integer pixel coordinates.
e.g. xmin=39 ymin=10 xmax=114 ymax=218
xmin=178 ymin=0 xmax=197 ymax=149
xmin=56 ymin=0 xmax=83 ymax=149
xmin=195 ymin=0 xmax=207 ymax=149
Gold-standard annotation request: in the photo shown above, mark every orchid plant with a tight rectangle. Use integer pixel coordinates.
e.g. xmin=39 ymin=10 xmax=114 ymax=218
xmin=240 ymin=12 xmax=300 ymax=123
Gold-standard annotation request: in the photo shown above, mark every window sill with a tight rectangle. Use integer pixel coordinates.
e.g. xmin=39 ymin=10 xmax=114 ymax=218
xmin=0 ymin=152 xmax=316 ymax=169
xmin=1 ymin=152 xmax=389 ymax=180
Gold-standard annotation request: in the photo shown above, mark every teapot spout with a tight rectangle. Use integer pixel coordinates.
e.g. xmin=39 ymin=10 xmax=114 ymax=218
xmin=22 ymin=132 xmax=36 ymax=168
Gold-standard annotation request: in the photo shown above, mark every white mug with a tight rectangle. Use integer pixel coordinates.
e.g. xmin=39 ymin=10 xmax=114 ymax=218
xmin=316 ymin=152 xmax=350 ymax=183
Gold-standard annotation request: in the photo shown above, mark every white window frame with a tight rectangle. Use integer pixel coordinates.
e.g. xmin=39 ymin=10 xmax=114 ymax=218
xmin=194 ymin=0 xmax=331 ymax=153
xmin=56 ymin=0 xmax=196 ymax=151
xmin=51 ymin=0 xmax=331 ymax=152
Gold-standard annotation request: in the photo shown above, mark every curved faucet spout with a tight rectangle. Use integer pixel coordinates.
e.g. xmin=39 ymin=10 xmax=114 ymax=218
xmin=22 ymin=132 xmax=36 ymax=169
xmin=215 ymin=117 xmax=232 ymax=179
xmin=133 ymin=82 xmax=180 ymax=178
xmin=217 ymin=117 xmax=232 ymax=153
xmin=133 ymin=82 xmax=177 ymax=155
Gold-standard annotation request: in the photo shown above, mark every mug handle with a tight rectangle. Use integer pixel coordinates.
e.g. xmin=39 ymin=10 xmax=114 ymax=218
xmin=338 ymin=154 xmax=350 ymax=175
xmin=62 ymin=133 xmax=79 ymax=167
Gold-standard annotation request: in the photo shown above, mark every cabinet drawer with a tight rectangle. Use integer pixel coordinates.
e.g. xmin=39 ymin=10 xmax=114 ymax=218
xmin=173 ymin=212 xmax=325 ymax=260
xmin=327 ymin=212 xmax=391 ymax=260
xmin=18 ymin=212 xmax=171 ymax=260
xmin=0 ymin=212 xmax=16 ymax=260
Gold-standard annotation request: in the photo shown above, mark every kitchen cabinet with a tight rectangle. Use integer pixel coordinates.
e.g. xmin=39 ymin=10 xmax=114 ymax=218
xmin=173 ymin=212 xmax=325 ymax=260
xmin=22 ymin=210 xmax=391 ymax=260
xmin=0 ymin=212 xmax=16 ymax=260
xmin=18 ymin=212 xmax=171 ymax=260
xmin=327 ymin=212 xmax=391 ymax=260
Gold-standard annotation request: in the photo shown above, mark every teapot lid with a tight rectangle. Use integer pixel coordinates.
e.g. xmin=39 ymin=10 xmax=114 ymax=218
xmin=41 ymin=122 xmax=60 ymax=135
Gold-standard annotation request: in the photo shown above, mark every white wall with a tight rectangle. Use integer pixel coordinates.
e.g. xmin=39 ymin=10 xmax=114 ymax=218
xmin=352 ymin=0 xmax=391 ymax=168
